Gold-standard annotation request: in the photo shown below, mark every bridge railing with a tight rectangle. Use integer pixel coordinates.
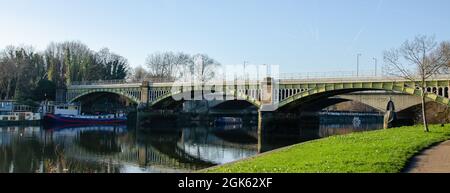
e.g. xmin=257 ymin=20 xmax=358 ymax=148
xmin=70 ymin=79 xmax=139 ymax=86
xmin=280 ymin=71 xmax=381 ymax=80
xmin=70 ymin=77 xmax=178 ymax=85
xmin=69 ymin=72 xmax=450 ymax=86
xmin=280 ymin=71 xmax=450 ymax=81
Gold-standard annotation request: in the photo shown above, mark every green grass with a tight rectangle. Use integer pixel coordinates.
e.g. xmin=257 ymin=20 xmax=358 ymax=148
xmin=204 ymin=125 xmax=450 ymax=173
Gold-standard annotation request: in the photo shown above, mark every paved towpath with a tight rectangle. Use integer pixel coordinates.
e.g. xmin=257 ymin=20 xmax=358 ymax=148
xmin=406 ymin=140 xmax=450 ymax=173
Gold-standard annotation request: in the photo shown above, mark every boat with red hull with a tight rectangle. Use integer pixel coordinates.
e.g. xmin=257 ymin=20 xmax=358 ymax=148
xmin=41 ymin=102 xmax=127 ymax=126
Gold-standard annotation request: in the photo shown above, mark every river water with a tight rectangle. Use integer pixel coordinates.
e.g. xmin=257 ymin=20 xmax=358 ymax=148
xmin=0 ymin=113 xmax=383 ymax=173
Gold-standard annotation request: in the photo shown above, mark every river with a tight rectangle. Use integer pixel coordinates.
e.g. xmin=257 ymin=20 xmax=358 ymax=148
xmin=0 ymin=113 xmax=383 ymax=173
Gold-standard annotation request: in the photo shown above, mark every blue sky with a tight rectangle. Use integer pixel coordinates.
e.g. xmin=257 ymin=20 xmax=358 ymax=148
xmin=1 ymin=0 xmax=450 ymax=74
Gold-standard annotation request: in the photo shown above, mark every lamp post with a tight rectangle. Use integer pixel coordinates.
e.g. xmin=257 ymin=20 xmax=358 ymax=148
xmin=243 ymin=61 xmax=249 ymax=80
xmin=373 ymin=57 xmax=378 ymax=77
xmin=357 ymin=53 xmax=362 ymax=77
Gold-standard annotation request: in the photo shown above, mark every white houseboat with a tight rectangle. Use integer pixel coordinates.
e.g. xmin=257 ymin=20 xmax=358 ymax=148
xmin=0 ymin=101 xmax=42 ymax=125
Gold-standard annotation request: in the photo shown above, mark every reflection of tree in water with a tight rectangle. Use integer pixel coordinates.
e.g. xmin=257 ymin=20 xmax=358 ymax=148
xmin=1 ymin=125 xmax=258 ymax=173
xmin=0 ymin=127 xmax=123 ymax=173
xmin=75 ymin=131 xmax=122 ymax=155
xmin=42 ymin=157 xmax=121 ymax=173
xmin=40 ymin=144 xmax=122 ymax=173
xmin=0 ymin=146 xmax=11 ymax=172
xmin=0 ymin=136 xmax=43 ymax=173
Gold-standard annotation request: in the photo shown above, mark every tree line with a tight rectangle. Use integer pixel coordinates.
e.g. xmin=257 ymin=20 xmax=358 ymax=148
xmin=0 ymin=41 xmax=221 ymax=103
xmin=130 ymin=52 xmax=220 ymax=83
xmin=0 ymin=41 xmax=129 ymax=102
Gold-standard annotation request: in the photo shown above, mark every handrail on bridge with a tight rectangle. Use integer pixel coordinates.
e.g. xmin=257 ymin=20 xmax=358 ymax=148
xmin=69 ymin=71 xmax=450 ymax=86
xmin=70 ymin=79 xmax=135 ymax=86
xmin=280 ymin=70 xmax=378 ymax=79
xmin=70 ymin=77 xmax=177 ymax=86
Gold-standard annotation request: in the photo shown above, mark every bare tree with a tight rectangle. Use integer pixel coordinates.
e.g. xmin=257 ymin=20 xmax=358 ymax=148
xmin=0 ymin=45 xmax=47 ymax=100
xmin=144 ymin=52 xmax=221 ymax=83
xmin=145 ymin=52 xmax=190 ymax=82
xmin=0 ymin=56 xmax=16 ymax=99
xmin=95 ymin=48 xmax=129 ymax=80
xmin=130 ymin=66 xmax=149 ymax=82
xmin=190 ymin=54 xmax=220 ymax=82
xmin=384 ymin=35 xmax=450 ymax=132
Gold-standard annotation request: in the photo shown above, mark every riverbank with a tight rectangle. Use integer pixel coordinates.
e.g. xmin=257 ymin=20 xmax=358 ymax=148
xmin=204 ymin=125 xmax=450 ymax=173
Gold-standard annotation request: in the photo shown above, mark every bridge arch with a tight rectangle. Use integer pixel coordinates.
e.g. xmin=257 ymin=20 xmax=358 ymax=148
xmin=387 ymin=100 xmax=395 ymax=112
xmin=150 ymin=88 xmax=261 ymax=109
xmin=331 ymin=93 xmax=423 ymax=113
xmin=278 ymin=81 xmax=450 ymax=111
xmin=69 ymin=90 xmax=141 ymax=104
xmin=289 ymin=97 xmax=385 ymax=113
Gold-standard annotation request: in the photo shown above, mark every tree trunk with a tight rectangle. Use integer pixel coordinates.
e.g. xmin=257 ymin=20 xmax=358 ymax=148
xmin=421 ymin=89 xmax=429 ymax=132
xmin=14 ymin=77 xmax=20 ymax=100
xmin=5 ymin=79 xmax=11 ymax=100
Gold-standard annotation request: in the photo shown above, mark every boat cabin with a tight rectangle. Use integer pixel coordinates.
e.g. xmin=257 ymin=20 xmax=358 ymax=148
xmin=0 ymin=101 xmax=14 ymax=113
xmin=41 ymin=102 xmax=81 ymax=116
xmin=0 ymin=101 xmax=41 ymax=122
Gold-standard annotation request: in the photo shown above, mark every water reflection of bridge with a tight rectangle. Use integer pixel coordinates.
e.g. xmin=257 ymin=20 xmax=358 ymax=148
xmin=1 ymin=112 xmax=386 ymax=173
xmin=44 ymin=125 xmax=258 ymax=172
xmin=4 ymin=122 xmax=381 ymax=172
xmin=177 ymin=127 xmax=258 ymax=165
xmin=61 ymin=142 xmax=213 ymax=172
xmin=0 ymin=126 xmax=218 ymax=172
xmin=47 ymin=126 xmax=216 ymax=171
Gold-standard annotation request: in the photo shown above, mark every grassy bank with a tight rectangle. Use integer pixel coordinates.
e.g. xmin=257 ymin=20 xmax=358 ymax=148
xmin=205 ymin=125 xmax=450 ymax=173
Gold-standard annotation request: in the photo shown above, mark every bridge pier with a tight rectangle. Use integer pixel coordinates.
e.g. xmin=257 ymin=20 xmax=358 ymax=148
xmin=383 ymin=110 xmax=396 ymax=129
xmin=257 ymin=111 xmax=263 ymax=153
xmin=140 ymin=81 xmax=150 ymax=107
xmin=383 ymin=100 xmax=397 ymax=129
xmin=257 ymin=110 xmax=274 ymax=153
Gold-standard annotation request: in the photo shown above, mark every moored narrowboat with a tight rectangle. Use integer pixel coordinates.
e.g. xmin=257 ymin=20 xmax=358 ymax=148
xmin=42 ymin=102 xmax=127 ymax=125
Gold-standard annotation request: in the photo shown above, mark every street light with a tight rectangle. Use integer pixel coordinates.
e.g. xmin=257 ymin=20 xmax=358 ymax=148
xmin=263 ymin=64 xmax=268 ymax=78
xmin=357 ymin=53 xmax=362 ymax=77
xmin=373 ymin=57 xmax=378 ymax=77
xmin=243 ymin=61 xmax=249 ymax=80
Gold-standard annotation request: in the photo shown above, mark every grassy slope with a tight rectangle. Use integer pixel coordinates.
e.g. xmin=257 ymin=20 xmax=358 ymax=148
xmin=205 ymin=125 xmax=450 ymax=173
